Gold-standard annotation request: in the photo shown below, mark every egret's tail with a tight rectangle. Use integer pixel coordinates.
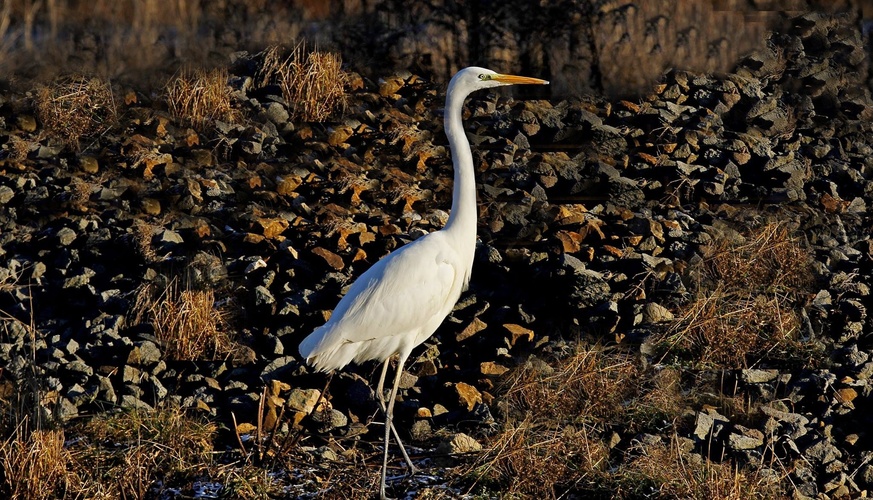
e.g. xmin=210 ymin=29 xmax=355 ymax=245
xmin=298 ymin=327 xmax=323 ymax=363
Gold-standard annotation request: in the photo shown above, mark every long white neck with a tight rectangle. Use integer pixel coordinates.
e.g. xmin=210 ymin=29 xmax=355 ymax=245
xmin=442 ymin=88 xmax=477 ymax=243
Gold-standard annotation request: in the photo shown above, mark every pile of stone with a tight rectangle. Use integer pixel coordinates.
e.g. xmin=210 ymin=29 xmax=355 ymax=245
xmin=0 ymin=10 xmax=872 ymax=498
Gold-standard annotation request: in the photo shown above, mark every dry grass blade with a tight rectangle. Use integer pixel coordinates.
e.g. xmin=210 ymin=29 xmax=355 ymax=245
xmin=4 ymin=135 xmax=33 ymax=161
xmin=654 ymin=221 xmax=814 ymax=368
xmin=469 ymin=419 xmax=610 ymax=497
xmin=460 ymin=343 xmax=779 ymax=498
xmin=255 ymin=45 xmax=285 ymax=90
xmin=501 ymin=347 xmax=639 ymax=422
xmin=0 ymin=421 xmax=68 ymax=500
xmin=34 ymin=75 xmax=117 ymax=151
xmin=66 ymin=405 xmax=217 ymax=498
xmin=463 ymin=346 xmax=661 ymax=497
xmin=166 ymin=67 xmax=240 ymax=131
xmin=0 ymin=2 xmax=12 ymax=72
xmin=616 ymin=435 xmax=783 ymax=499
xmin=131 ymin=219 xmax=158 ymax=262
xmin=257 ymin=43 xmax=347 ymax=122
xmin=132 ymin=279 xmax=233 ymax=361
xmin=707 ymin=222 xmax=813 ymax=294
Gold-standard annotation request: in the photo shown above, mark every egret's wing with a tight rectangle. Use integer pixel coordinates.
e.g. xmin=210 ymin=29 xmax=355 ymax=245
xmin=332 ymin=233 xmax=458 ymax=342
xmin=300 ymin=233 xmax=459 ymax=366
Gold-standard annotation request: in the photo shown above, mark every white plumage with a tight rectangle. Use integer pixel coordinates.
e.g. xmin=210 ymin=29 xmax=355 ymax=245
xmin=299 ymin=229 xmax=466 ymax=371
xmin=299 ymin=66 xmax=548 ymax=499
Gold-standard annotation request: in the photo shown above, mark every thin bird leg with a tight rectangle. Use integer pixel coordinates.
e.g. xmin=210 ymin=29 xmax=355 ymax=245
xmin=380 ymin=353 xmax=412 ymax=500
xmin=376 ymin=358 xmax=417 ymax=474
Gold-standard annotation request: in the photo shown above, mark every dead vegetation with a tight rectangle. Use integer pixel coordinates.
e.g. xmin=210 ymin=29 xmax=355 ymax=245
xmin=652 ymin=221 xmax=815 ymax=368
xmin=34 ymin=75 xmax=117 ymax=151
xmin=131 ymin=219 xmax=158 ymax=262
xmin=165 ymin=67 xmax=241 ymax=131
xmin=4 ymin=135 xmax=32 ymax=161
xmin=446 ymin=219 xmax=808 ymax=497
xmin=0 ymin=293 xmax=65 ymax=500
xmin=461 ymin=346 xmax=666 ymax=496
xmin=0 ymin=0 xmax=259 ymax=81
xmin=132 ymin=279 xmax=234 ymax=361
xmin=614 ymin=436 xmax=782 ymax=499
xmin=458 ymin=345 xmax=784 ymax=498
xmin=0 ymin=404 xmax=220 ymax=499
xmin=592 ymin=0 xmax=774 ymax=96
xmin=0 ymin=422 xmax=68 ymax=500
xmin=0 ymin=381 xmax=291 ymax=499
xmin=65 ymin=405 xmax=216 ymax=498
xmin=257 ymin=44 xmax=348 ymax=122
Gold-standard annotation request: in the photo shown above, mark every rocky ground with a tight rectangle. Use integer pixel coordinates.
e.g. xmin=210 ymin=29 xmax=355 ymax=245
xmin=1 ymin=9 xmax=873 ymax=500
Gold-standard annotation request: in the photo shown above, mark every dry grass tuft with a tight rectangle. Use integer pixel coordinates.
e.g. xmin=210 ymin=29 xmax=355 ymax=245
xmin=471 ymin=420 xmax=611 ymax=496
xmin=654 ymin=221 xmax=814 ymax=368
xmin=166 ymin=67 xmax=240 ymax=131
xmin=66 ymin=405 xmax=217 ymax=498
xmin=67 ymin=177 xmax=93 ymax=206
xmin=132 ymin=279 xmax=233 ymax=361
xmin=464 ymin=346 xmax=682 ymax=496
xmin=131 ymin=219 xmax=157 ymax=262
xmin=214 ymin=464 xmax=286 ymax=499
xmin=462 ymin=345 xmax=782 ymax=498
xmin=615 ymin=436 xmax=782 ymax=499
xmin=34 ymin=75 xmax=117 ymax=151
xmin=0 ymin=422 xmax=68 ymax=500
xmin=257 ymin=44 xmax=347 ymax=122
xmin=501 ymin=347 xmax=640 ymax=424
xmin=4 ymin=135 xmax=33 ymax=161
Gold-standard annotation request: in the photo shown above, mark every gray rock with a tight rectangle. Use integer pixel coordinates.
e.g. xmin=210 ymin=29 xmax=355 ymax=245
xmin=741 ymin=369 xmax=779 ymax=384
xmin=0 ymin=185 xmax=14 ymax=204
xmin=642 ymin=302 xmax=673 ymax=324
xmin=260 ymin=356 xmax=299 ymax=382
xmin=760 ymin=404 xmax=809 ymax=440
xmin=57 ymin=396 xmax=79 ymax=421
xmin=436 ymin=432 xmax=482 ymax=456
xmin=287 ymin=388 xmax=321 ymax=413
xmin=254 ymin=285 xmax=275 ymax=307
xmin=122 ymin=365 xmax=142 ymax=384
xmin=97 ymin=186 xmax=127 ymax=200
xmin=805 ymin=438 xmax=842 ymax=465
xmin=858 ymin=461 xmax=873 ymax=489
xmin=260 ymin=335 xmax=284 ymax=356
xmin=128 ymin=341 xmax=162 ymax=366
xmin=97 ymin=376 xmax=117 ymax=404
xmin=240 ymin=140 xmax=262 ymax=156
xmin=264 ymin=102 xmax=289 ymax=125
xmin=63 ymin=267 xmax=95 ymax=288
xmin=119 ymin=394 xmax=153 ymax=411
xmin=155 ymin=229 xmax=184 ymax=245
xmin=63 ymin=359 xmax=94 ymax=384
xmin=66 ymin=383 xmax=93 ymax=406
xmin=314 ymin=445 xmax=338 ymax=462
xmin=142 ymin=375 xmax=168 ymax=402
xmin=728 ymin=426 xmax=764 ymax=450
xmin=693 ymin=409 xmax=729 ymax=441
xmin=313 ymin=408 xmax=347 ymax=433
xmin=58 ymin=337 xmax=79 ymax=355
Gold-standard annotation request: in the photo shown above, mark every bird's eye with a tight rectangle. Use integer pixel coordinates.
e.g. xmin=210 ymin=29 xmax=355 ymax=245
xmin=478 ymin=74 xmax=486 ymax=80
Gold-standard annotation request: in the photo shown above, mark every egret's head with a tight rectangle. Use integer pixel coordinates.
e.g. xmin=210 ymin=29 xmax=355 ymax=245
xmin=449 ymin=66 xmax=549 ymax=96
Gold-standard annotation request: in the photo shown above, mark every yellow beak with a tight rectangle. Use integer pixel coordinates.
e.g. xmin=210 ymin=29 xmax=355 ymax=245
xmin=492 ymin=74 xmax=550 ymax=85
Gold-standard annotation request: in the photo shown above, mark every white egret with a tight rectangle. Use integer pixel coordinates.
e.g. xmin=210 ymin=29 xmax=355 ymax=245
xmin=298 ymin=66 xmax=548 ymax=499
